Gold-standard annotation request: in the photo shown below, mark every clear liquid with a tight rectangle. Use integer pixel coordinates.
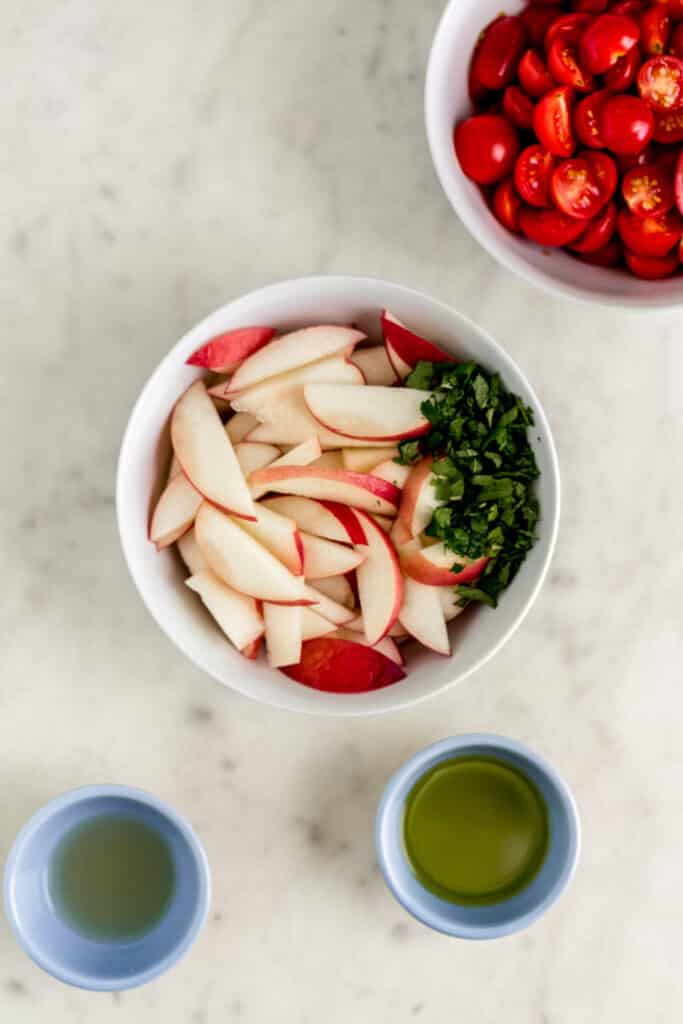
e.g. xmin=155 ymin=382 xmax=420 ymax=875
xmin=49 ymin=815 xmax=176 ymax=942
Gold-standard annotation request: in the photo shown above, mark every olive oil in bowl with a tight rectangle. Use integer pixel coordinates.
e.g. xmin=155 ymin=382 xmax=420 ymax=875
xmin=49 ymin=815 xmax=176 ymax=942
xmin=403 ymin=756 xmax=549 ymax=905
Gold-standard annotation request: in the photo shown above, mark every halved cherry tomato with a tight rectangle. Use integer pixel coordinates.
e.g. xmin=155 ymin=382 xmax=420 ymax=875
xmin=547 ymin=37 xmax=595 ymax=90
xmin=518 ymin=49 xmax=555 ymax=96
xmin=545 ymin=13 xmax=593 ymax=50
xmin=455 ymin=115 xmax=520 ymax=184
xmin=600 ymin=94 xmax=654 ymax=153
xmin=492 ymin=178 xmax=523 ymax=233
xmin=570 ymin=201 xmax=618 ymax=250
xmin=503 ymin=86 xmax=535 ymax=130
xmin=670 ymin=22 xmax=683 ymax=58
xmin=579 ymin=238 xmax=623 ymax=265
xmin=608 ymin=0 xmax=643 ymax=15
xmin=521 ymin=5 xmax=561 ymax=47
xmin=571 ymin=0 xmax=608 ymax=11
xmin=603 ymin=44 xmax=640 ymax=90
xmin=653 ymin=107 xmax=683 ymax=141
xmin=639 ymin=7 xmax=671 ymax=54
xmin=617 ymin=206 xmax=683 ymax=253
xmin=675 ymin=148 xmax=683 ymax=213
xmin=550 ymin=156 xmax=605 ymax=217
xmin=637 ymin=56 xmax=683 ymax=112
xmin=575 ymin=89 xmax=610 ymax=146
xmin=584 ymin=149 xmax=619 ymax=200
xmin=519 ymin=205 xmax=589 ymax=244
xmin=578 ymin=14 xmax=641 ymax=74
xmin=471 ymin=15 xmax=528 ymax=90
xmin=622 ymin=163 xmax=675 ymax=216
xmin=624 ymin=247 xmax=679 ymax=276
xmin=515 ymin=144 xmax=556 ymax=205
xmin=534 ymin=86 xmax=577 ymax=156
xmin=615 ymin=143 xmax=655 ymax=170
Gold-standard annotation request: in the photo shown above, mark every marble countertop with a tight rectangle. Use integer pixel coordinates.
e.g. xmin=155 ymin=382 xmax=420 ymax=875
xmin=2 ymin=1 xmax=682 ymax=1021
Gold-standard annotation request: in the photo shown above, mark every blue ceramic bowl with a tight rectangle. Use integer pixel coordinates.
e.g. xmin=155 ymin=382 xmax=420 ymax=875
xmin=3 ymin=785 xmax=211 ymax=990
xmin=376 ymin=735 xmax=580 ymax=940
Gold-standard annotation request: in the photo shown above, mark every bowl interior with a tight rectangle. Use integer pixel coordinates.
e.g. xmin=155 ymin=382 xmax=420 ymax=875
xmin=117 ymin=276 xmax=560 ymax=715
xmin=425 ymin=0 xmax=683 ymax=308
xmin=376 ymin=736 xmax=580 ymax=939
xmin=4 ymin=788 xmax=209 ymax=990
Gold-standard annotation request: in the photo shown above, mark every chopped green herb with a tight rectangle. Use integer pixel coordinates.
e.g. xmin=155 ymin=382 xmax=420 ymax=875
xmin=397 ymin=359 xmax=540 ymax=608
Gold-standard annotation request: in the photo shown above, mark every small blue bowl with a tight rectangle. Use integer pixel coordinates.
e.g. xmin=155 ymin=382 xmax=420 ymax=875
xmin=3 ymin=785 xmax=211 ymax=990
xmin=376 ymin=735 xmax=580 ymax=940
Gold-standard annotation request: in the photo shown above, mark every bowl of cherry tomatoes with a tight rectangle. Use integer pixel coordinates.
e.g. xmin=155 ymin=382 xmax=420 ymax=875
xmin=426 ymin=0 xmax=683 ymax=306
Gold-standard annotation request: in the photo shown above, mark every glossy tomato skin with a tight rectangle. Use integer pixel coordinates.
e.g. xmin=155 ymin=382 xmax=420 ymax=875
xmin=569 ymin=200 xmax=618 ymax=250
xmin=603 ymin=44 xmax=641 ymax=89
xmin=550 ymin=156 xmax=605 ymax=217
xmin=492 ymin=178 xmax=523 ymax=233
xmin=575 ymin=89 xmax=610 ymax=145
xmin=637 ymin=56 xmax=683 ymax=112
xmin=624 ymin=247 xmax=679 ymax=276
xmin=503 ymin=86 xmax=536 ymax=130
xmin=579 ymin=238 xmax=624 ymax=264
xmin=670 ymin=22 xmax=683 ymax=57
xmin=622 ymin=162 xmax=675 ymax=216
xmin=519 ymin=205 xmax=589 ymax=244
xmin=471 ymin=15 xmax=528 ymax=90
xmin=615 ymin=143 xmax=655 ymax=170
xmin=571 ymin=0 xmax=608 ymax=11
xmin=579 ymin=14 xmax=641 ymax=74
xmin=617 ymin=207 xmax=683 ymax=253
xmin=522 ymin=5 xmax=561 ymax=47
xmin=545 ymin=13 xmax=593 ymax=50
xmin=666 ymin=0 xmax=683 ymax=22
xmin=534 ymin=85 xmax=577 ymax=155
xmin=515 ymin=144 xmax=556 ymax=205
xmin=600 ymin=94 xmax=655 ymax=153
xmin=675 ymin=148 xmax=683 ymax=213
xmin=547 ymin=37 xmax=595 ymax=90
xmin=639 ymin=6 xmax=671 ymax=54
xmin=518 ymin=49 xmax=556 ymax=96
xmin=653 ymin=107 xmax=683 ymax=141
xmin=455 ymin=115 xmax=520 ymax=185
xmin=608 ymin=0 xmax=643 ymax=15
xmin=584 ymin=149 xmax=619 ymax=200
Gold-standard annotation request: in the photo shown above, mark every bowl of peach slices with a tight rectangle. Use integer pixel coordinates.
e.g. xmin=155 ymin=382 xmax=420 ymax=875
xmin=117 ymin=277 xmax=560 ymax=715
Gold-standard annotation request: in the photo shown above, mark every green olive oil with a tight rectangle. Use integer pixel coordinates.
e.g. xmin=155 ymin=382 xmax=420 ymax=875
xmin=49 ymin=816 xmax=176 ymax=941
xmin=403 ymin=756 xmax=549 ymax=905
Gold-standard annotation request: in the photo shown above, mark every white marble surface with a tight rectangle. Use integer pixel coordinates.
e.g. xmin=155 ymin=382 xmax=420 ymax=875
xmin=2 ymin=1 xmax=683 ymax=1020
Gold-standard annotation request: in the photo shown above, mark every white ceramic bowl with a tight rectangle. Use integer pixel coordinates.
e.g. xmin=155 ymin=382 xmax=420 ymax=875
xmin=117 ymin=276 xmax=560 ymax=717
xmin=425 ymin=0 xmax=683 ymax=308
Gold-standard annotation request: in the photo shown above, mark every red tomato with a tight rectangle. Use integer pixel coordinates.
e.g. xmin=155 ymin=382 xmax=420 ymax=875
xmin=521 ymin=5 xmax=561 ymax=47
xmin=652 ymin=143 xmax=679 ymax=174
xmin=603 ymin=44 xmax=640 ymax=89
xmin=545 ymin=13 xmax=593 ymax=50
xmin=666 ymin=0 xmax=683 ymax=22
xmin=584 ymin=149 xmax=619 ymax=200
xmin=579 ymin=238 xmax=623 ymax=264
xmin=518 ymin=49 xmax=555 ymax=96
xmin=471 ymin=15 xmax=528 ymax=90
xmin=534 ymin=86 xmax=577 ymax=156
xmin=569 ymin=201 xmax=618 ymax=250
xmin=675 ymin=148 xmax=683 ymax=213
xmin=519 ymin=205 xmax=589 ymax=244
xmin=615 ymin=143 xmax=655 ymax=170
xmin=455 ymin=115 xmax=520 ymax=184
xmin=608 ymin=0 xmax=643 ymax=14
xmin=670 ymin=22 xmax=683 ymax=57
xmin=547 ymin=38 xmax=595 ymax=90
xmin=600 ymin=94 xmax=654 ymax=153
xmin=575 ymin=89 xmax=610 ymax=146
xmin=503 ymin=86 xmax=535 ymax=130
xmin=653 ymin=107 xmax=683 ymax=140
xmin=639 ymin=7 xmax=671 ymax=54
xmin=637 ymin=56 xmax=683 ymax=112
xmin=578 ymin=14 xmax=641 ymax=74
xmin=617 ymin=207 xmax=682 ymax=253
xmin=624 ymin=247 xmax=679 ymax=276
xmin=571 ymin=0 xmax=608 ymax=10
xmin=550 ymin=156 xmax=605 ymax=217
xmin=492 ymin=178 xmax=523 ymax=233
xmin=622 ymin=163 xmax=675 ymax=216
xmin=515 ymin=144 xmax=556 ymax=205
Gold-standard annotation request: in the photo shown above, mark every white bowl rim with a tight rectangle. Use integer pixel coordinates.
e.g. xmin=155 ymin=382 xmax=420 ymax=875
xmin=424 ymin=0 xmax=683 ymax=310
xmin=116 ymin=275 xmax=561 ymax=717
